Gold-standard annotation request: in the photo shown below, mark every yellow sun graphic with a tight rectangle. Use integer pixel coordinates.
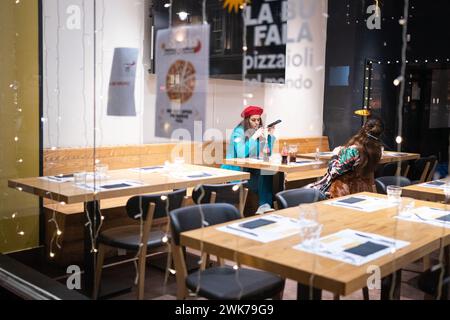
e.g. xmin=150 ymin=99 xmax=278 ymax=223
xmin=223 ymin=0 xmax=247 ymax=13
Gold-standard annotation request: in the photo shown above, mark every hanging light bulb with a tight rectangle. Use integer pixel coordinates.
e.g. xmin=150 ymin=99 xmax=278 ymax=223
xmin=177 ymin=11 xmax=189 ymax=21
xmin=393 ymin=76 xmax=404 ymax=86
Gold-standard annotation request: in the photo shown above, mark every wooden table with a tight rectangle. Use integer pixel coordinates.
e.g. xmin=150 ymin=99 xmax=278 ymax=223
xmin=181 ymin=192 xmax=450 ymax=299
xmin=223 ymin=158 xmax=326 ymax=191
xmin=402 ymin=182 xmax=448 ymax=203
xmin=298 ymin=151 xmax=420 ymax=164
xmin=8 ymin=164 xmax=250 ymax=296
xmin=8 ymin=164 xmax=249 ymax=204
xmin=223 ymin=158 xmax=326 ymax=174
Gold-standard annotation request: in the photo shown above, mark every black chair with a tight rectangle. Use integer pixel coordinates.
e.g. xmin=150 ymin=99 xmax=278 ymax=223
xmin=409 ymin=157 xmax=435 ymax=183
xmin=275 ymin=188 xmax=326 ymax=209
xmin=377 ymin=162 xmax=410 ymax=178
xmin=192 ymin=181 xmax=249 ymax=217
xmin=169 ymin=203 xmax=285 ymax=300
xmin=426 ymin=155 xmax=438 ymax=182
xmin=93 ymin=189 xmax=187 ymax=300
xmin=375 ymin=176 xmax=412 ymax=194
xmin=417 ymin=267 xmax=450 ymax=299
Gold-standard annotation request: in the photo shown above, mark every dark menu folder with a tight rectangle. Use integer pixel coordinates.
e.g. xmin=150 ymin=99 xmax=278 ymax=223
xmin=436 ymin=214 xmax=450 ymax=222
xmin=101 ymin=183 xmax=132 ymax=189
xmin=337 ymin=197 xmax=366 ymax=205
xmin=239 ymin=219 xmax=276 ymax=230
xmin=187 ymin=172 xmax=213 ymax=178
xmin=140 ymin=166 xmax=163 ymax=171
xmin=344 ymin=241 xmax=388 ymax=257
xmin=427 ymin=181 xmax=445 ymax=186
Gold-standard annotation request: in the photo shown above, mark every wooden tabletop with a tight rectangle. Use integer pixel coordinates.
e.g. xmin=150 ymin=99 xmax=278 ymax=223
xmin=223 ymin=158 xmax=326 ymax=173
xmin=285 ymin=168 xmax=327 ymax=183
xmin=8 ymin=164 xmax=250 ymax=204
xmin=181 ymin=192 xmax=450 ymax=296
xmin=402 ymin=182 xmax=448 ymax=202
xmin=298 ymin=151 xmax=420 ymax=164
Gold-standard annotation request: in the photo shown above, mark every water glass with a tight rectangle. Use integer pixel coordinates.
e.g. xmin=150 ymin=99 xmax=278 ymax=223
xmin=398 ymin=197 xmax=415 ymax=218
xmin=443 ymin=181 xmax=450 ymax=201
xmin=95 ymin=163 xmax=109 ymax=178
xmin=269 ymin=153 xmax=282 ymax=164
xmin=299 ymin=204 xmax=318 ymax=222
xmin=73 ymin=172 xmax=87 ymax=185
xmin=387 ymin=185 xmax=402 ymax=203
xmin=299 ymin=220 xmax=323 ymax=250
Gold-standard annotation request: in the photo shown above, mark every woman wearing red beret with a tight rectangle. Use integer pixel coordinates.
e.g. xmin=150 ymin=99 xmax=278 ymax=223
xmin=222 ymin=106 xmax=276 ymax=214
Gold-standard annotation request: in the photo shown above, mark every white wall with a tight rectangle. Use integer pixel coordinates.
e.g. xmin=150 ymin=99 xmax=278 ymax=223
xmin=43 ymin=0 xmax=147 ymax=148
xmin=263 ymin=0 xmax=327 ymax=138
xmin=43 ymin=0 xmax=328 ymax=148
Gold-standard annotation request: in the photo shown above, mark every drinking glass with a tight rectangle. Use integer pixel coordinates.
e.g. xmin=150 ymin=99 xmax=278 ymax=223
xmin=387 ymin=185 xmax=402 ymax=203
xmin=288 ymin=145 xmax=298 ymax=163
xmin=95 ymin=163 xmax=109 ymax=178
xmin=73 ymin=172 xmax=87 ymax=185
xmin=299 ymin=204 xmax=318 ymax=222
xmin=398 ymin=197 xmax=415 ymax=218
xmin=269 ymin=153 xmax=282 ymax=164
xmin=443 ymin=181 xmax=450 ymax=202
xmin=299 ymin=220 xmax=323 ymax=250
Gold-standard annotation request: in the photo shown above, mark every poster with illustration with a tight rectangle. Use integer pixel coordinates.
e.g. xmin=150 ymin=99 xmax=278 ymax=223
xmin=155 ymin=25 xmax=210 ymax=139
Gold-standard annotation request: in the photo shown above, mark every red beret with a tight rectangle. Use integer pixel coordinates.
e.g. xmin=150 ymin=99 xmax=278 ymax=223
xmin=241 ymin=105 xmax=264 ymax=118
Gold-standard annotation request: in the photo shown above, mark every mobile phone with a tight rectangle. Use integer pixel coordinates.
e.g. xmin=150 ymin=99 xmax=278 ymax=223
xmin=267 ymin=119 xmax=282 ymax=128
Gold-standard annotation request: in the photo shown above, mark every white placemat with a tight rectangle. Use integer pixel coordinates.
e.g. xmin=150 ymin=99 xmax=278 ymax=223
xmin=324 ymin=195 xmax=397 ymax=212
xmin=293 ymin=229 xmax=409 ymax=266
xmin=396 ymin=206 xmax=450 ymax=229
xmin=217 ymin=214 xmax=300 ymax=243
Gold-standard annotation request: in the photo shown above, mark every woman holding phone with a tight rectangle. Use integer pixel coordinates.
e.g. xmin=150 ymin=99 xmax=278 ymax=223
xmin=221 ymin=106 xmax=277 ymax=214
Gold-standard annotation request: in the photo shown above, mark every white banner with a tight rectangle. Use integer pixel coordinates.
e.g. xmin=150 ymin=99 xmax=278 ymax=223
xmin=107 ymin=47 xmax=139 ymax=116
xmin=155 ymin=25 xmax=210 ymax=139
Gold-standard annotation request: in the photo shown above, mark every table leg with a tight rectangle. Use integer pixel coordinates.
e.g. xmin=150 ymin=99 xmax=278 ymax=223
xmin=278 ymin=172 xmax=286 ymax=192
xmin=297 ymin=283 xmax=322 ymax=300
xmin=380 ymin=270 xmax=402 ymax=300
xmin=83 ymin=200 xmax=101 ymax=296
xmin=441 ymin=245 xmax=450 ymax=300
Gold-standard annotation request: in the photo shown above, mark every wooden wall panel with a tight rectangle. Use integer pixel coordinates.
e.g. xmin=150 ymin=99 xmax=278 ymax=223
xmin=43 ymin=137 xmax=330 ymax=176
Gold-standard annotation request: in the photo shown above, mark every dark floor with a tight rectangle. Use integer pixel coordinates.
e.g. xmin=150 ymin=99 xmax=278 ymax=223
xmin=98 ymin=251 xmax=428 ymax=300
xmin=7 ymin=247 xmax=439 ymax=300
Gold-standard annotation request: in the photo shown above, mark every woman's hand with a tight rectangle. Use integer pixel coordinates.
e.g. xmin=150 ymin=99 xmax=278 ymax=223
xmin=251 ymin=127 xmax=265 ymax=140
xmin=267 ymin=126 xmax=275 ymax=136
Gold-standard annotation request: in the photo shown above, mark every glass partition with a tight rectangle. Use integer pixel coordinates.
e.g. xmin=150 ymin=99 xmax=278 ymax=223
xmin=0 ymin=0 xmax=449 ymax=302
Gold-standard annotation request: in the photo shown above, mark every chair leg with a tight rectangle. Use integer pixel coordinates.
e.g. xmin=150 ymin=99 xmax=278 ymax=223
xmin=93 ymin=244 xmax=106 ymax=300
xmin=362 ymin=287 xmax=370 ymax=300
xmin=137 ymin=248 xmax=147 ymax=300
xmin=333 ymin=294 xmax=340 ymax=300
xmin=164 ymin=247 xmax=173 ymax=285
xmin=272 ymin=280 xmax=285 ymax=300
xmin=217 ymin=257 xmax=225 ymax=267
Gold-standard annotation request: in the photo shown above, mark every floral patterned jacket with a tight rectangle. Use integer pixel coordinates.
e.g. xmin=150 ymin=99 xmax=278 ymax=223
xmin=307 ymin=145 xmax=375 ymax=198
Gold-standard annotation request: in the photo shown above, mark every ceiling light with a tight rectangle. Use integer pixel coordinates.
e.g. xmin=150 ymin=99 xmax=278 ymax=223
xmin=177 ymin=11 xmax=189 ymax=21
